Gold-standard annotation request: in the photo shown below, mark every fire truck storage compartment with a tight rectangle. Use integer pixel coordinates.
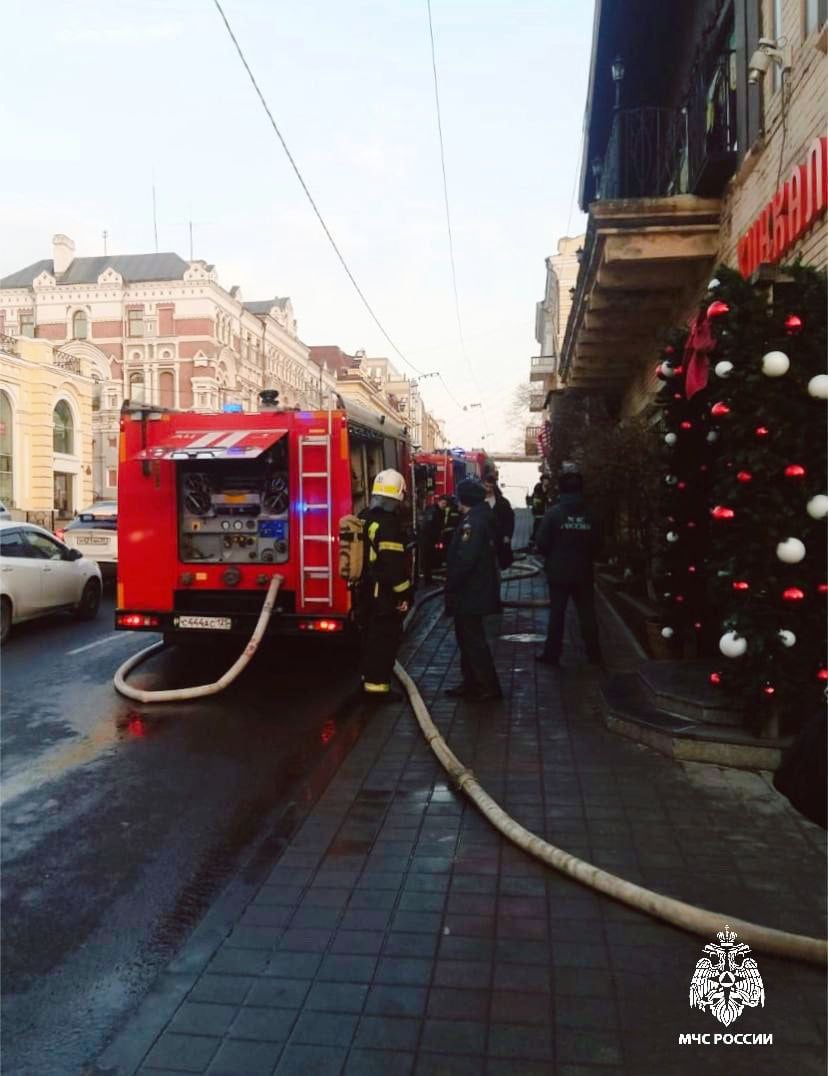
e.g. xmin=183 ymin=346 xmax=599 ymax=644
xmin=177 ymin=438 xmax=290 ymax=565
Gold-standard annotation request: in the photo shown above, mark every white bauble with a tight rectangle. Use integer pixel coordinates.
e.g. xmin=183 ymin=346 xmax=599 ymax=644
xmin=719 ymin=631 xmax=748 ymax=658
xmin=776 ymin=537 xmax=806 ymax=563
xmin=665 ymin=474 xmax=678 ymax=486
xmin=708 ymin=278 xmax=721 ymax=291
xmin=661 ymin=627 xmax=674 ymax=639
xmin=664 ymin=432 xmax=678 ymax=446
xmin=761 ymin=351 xmax=790 ymax=377
xmin=660 ymin=363 xmax=677 ymax=378
xmin=777 ymin=630 xmax=797 ymax=648
xmin=807 ymin=374 xmax=828 ymax=399
xmin=666 ymin=531 xmax=679 ymax=543
xmin=706 ymin=431 xmax=719 ymax=443
xmin=714 ymin=361 xmax=734 ymax=378
xmin=806 ymin=494 xmax=828 ymax=520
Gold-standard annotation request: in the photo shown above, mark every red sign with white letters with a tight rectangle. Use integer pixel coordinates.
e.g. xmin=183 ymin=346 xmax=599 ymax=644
xmin=737 ymin=136 xmax=827 ymax=278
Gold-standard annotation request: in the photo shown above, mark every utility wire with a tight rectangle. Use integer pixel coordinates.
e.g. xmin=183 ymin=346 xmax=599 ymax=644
xmin=212 ymin=0 xmax=427 ymax=380
xmin=425 ymin=0 xmax=492 ymax=437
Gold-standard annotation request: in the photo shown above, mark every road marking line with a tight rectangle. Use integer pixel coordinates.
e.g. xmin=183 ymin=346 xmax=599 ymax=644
xmin=67 ymin=634 xmax=128 ymax=656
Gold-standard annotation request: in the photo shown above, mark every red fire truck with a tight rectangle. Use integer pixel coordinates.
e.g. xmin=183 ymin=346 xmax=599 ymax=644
xmin=414 ymin=448 xmax=493 ymax=508
xmin=115 ymin=395 xmax=412 ymax=643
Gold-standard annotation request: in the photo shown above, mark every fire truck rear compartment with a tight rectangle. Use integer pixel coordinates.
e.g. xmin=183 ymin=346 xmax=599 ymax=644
xmin=177 ymin=445 xmax=290 ymax=565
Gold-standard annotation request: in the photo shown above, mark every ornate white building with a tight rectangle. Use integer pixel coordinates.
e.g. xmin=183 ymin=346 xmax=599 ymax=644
xmin=0 ymin=235 xmax=336 ymax=499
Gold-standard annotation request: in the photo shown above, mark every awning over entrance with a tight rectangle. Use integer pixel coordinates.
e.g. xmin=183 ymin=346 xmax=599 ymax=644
xmin=133 ymin=428 xmax=288 ymax=461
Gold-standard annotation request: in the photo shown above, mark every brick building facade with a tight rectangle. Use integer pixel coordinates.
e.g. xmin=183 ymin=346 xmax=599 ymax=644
xmin=0 ymin=235 xmax=336 ymax=499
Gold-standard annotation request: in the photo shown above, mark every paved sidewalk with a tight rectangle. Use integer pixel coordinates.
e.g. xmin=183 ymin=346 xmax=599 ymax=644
xmin=97 ymin=559 xmax=827 ymax=1076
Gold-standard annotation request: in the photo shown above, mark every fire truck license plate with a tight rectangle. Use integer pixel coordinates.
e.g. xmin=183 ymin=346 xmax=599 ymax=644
xmin=177 ymin=615 xmax=232 ymax=631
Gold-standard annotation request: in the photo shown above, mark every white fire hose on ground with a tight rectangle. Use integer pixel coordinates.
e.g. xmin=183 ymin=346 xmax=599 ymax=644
xmin=113 ymin=575 xmax=283 ymax=704
xmin=112 ymin=560 xmax=826 ymax=964
xmin=400 ymin=560 xmax=828 ymax=967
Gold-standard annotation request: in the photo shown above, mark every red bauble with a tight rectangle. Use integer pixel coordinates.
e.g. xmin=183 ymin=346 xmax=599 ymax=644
xmin=736 ymin=471 xmax=753 ymax=483
xmin=694 ymin=621 xmax=702 ymax=630
xmin=762 ymin=684 xmax=776 ymax=697
xmin=783 ymin=587 xmax=805 ymax=602
xmin=680 ymin=420 xmax=693 ymax=430
xmin=784 ymin=464 xmax=806 ymax=478
xmin=707 ymin=300 xmax=730 ymax=318
xmin=755 ymin=426 xmax=770 ymax=438
xmin=665 ymin=345 xmax=675 ymax=355
xmin=688 ymin=565 xmax=697 ymax=573
xmin=677 ymin=481 xmax=687 ymax=491
xmin=818 ymin=668 xmax=828 ymax=682
xmin=673 ymin=366 xmax=684 ymax=375
xmin=732 ymin=580 xmax=750 ymax=591
xmin=711 ymin=505 xmax=735 ymax=520
xmin=674 ymin=393 xmax=682 ymax=400
xmin=686 ymin=521 xmax=697 ymax=529
xmin=709 ymin=672 xmax=722 ymax=685
xmin=711 ymin=401 xmax=731 ymax=417
xmin=675 ymin=595 xmax=686 ymax=603
xmin=785 ymin=314 xmax=803 ymax=334
xmin=820 ymin=583 xmax=828 ymax=594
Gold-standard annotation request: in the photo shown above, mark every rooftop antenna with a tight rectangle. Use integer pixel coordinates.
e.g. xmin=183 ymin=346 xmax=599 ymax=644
xmin=102 ymin=229 xmax=108 ymax=255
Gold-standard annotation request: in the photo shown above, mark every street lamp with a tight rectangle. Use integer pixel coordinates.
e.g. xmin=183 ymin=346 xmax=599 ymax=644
xmin=611 ymin=54 xmax=625 ymax=110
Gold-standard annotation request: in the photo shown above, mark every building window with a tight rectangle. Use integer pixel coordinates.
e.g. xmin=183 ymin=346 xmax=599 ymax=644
xmin=804 ymin=0 xmax=827 ymax=33
xmin=19 ymin=311 xmax=34 ymax=337
xmin=159 ymin=370 xmax=175 ymax=409
xmin=0 ymin=390 xmax=12 ymax=504
xmin=53 ymin=400 xmax=74 ymax=455
xmin=127 ymin=309 xmax=144 ymax=337
xmin=72 ymin=310 xmax=88 ymax=339
xmin=107 ymin=392 xmax=118 ymax=410
xmin=107 ymin=467 xmax=117 ymax=487
xmin=129 ymin=372 xmax=145 ymax=405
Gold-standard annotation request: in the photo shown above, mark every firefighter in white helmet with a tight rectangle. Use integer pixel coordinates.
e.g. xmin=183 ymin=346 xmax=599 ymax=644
xmin=357 ymin=469 xmax=411 ymax=702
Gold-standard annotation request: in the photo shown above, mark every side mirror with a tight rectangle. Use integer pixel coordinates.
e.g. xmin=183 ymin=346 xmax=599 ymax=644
xmin=65 ymin=548 xmax=83 ymax=561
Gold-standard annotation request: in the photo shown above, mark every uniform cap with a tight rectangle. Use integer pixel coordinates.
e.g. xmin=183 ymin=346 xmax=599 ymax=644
xmin=456 ymin=478 xmax=486 ymax=506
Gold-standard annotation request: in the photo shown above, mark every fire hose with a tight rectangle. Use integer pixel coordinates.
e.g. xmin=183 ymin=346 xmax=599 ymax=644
xmin=112 ymin=558 xmax=826 ymax=963
xmin=400 ymin=559 xmax=828 ymax=966
xmin=113 ymin=575 xmax=283 ymax=704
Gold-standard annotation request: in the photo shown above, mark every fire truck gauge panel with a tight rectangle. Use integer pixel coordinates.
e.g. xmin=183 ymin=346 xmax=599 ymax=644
xmin=178 ymin=454 xmax=290 ymax=565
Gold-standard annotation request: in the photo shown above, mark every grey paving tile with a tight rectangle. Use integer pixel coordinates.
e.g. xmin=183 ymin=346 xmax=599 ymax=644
xmin=375 ymin=957 xmax=434 ymax=986
xmin=556 ymin=1026 xmax=623 ymax=1065
xmin=432 ymin=959 xmax=491 ymax=989
xmin=245 ymin=978 xmax=310 ymax=1009
xmin=344 ymin=1048 xmax=415 ymax=1075
xmin=274 ymin=1043 xmax=347 ymax=1075
xmin=290 ymin=1010 xmax=358 ymax=1047
xmin=170 ymin=1002 xmax=238 ymax=1037
xmin=414 ymin=1055 xmax=482 ymax=1076
xmin=488 ymin=1022 xmax=553 ymax=1060
xmin=264 ymin=951 xmax=323 ymax=980
xmin=364 ymin=984 xmax=428 ymax=1018
xmin=427 ymin=987 xmax=488 ymax=1020
xmin=304 ymin=981 xmax=368 ymax=1014
xmin=190 ymin=975 xmax=255 ymax=1006
xmin=229 ymin=1006 xmax=298 ymax=1042
xmin=143 ymin=1032 xmax=221 ymax=1073
xmin=208 ymin=945 xmax=271 ymax=977
xmin=318 ymin=954 xmax=378 ymax=983
xmin=330 ymin=930 xmax=385 ymax=956
xmin=355 ymin=1014 xmax=422 ymax=1050
xmin=206 ymin=1038 xmax=284 ymax=1076
xmin=420 ymin=1017 xmax=486 ymax=1055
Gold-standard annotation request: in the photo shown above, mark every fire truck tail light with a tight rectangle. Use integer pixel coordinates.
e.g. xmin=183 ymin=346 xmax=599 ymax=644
xmin=298 ymin=619 xmax=343 ymax=633
xmin=118 ymin=613 xmax=161 ymax=628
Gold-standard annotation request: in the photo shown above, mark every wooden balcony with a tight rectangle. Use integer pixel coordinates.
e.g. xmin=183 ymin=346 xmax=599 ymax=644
xmin=560 ymin=195 xmax=720 ymax=401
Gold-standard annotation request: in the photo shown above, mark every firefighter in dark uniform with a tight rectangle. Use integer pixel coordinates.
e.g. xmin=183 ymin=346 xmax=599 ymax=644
xmin=444 ymin=479 xmax=503 ymax=701
xmin=535 ymin=470 xmax=602 ymax=667
xmin=440 ymin=495 xmax=461 ymax=550
xmin=419 ymin=494 xmax=447 ymax=584
xmin=530 ymin=474 xmax=552 ymax=545
xmin=358 ymin=469 xmax=412 ymax=702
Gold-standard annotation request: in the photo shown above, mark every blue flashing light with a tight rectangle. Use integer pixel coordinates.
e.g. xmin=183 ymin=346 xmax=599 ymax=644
xmin=222 ymin=403 xmax=243 ymax=413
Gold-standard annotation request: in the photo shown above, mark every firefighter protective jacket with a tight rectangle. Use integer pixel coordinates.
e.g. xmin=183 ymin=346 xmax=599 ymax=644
xmin=444 ymin=503 xmax=502 ymax=617
xmin=535 ymin=492 xmax=602 ymax=584
xmin=359 ymin=505 xmax=412 ymax=614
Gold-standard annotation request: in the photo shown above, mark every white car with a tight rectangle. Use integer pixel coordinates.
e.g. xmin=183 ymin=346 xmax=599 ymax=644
xmin=59 ymin=501 xmax=118 ymax=577
xmin=0 ymin=521 xmax=102 ymax=642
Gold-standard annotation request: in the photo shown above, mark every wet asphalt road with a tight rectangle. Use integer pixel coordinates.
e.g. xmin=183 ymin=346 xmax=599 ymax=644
xmin=1 ymin=591 xmax=363 ymax=1075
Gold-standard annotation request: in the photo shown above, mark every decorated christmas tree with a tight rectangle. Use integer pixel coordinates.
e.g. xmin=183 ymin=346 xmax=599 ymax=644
xmin=652 ymin=326 xmax=718 ymax=656
xmin=703 ymin=265 xmax=827 ymax=730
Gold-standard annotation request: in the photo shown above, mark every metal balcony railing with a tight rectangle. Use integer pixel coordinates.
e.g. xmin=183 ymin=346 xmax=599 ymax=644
xmin=53 ymin=350 xmax=81 ymax=374
xmin=530 ymin=355 xmax=555 ymax=371
xmin=686 ymin=52 xmax=738 ymax=197
xmin=598 ymin=107 xmax=684 ymax=200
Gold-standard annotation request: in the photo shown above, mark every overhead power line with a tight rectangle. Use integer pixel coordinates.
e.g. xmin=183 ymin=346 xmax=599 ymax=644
xmin=212 ymin=0 xmax=428 ymax=380
xmin=425 ymin=0 xmax=492 ymax=438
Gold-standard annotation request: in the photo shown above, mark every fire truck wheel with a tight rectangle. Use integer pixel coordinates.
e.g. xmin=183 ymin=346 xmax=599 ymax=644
xmin=1 ymin=596 xmax=11 ymax=643
xmin=74 ymin=579 xmax=102 ymax=621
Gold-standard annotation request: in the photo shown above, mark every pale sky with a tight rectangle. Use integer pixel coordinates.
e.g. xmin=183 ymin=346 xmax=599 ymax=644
xmin=1 ymin=0 xmax=591 ymax=450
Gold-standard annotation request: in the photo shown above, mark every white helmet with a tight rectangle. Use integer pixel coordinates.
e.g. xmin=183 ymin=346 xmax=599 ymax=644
xmin=372 ymin=468 xmax=406 ymax=501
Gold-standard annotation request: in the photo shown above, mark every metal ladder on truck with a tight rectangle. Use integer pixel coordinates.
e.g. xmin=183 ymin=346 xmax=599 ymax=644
xmin=298 ymin=421 xmax=334 ymax=608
